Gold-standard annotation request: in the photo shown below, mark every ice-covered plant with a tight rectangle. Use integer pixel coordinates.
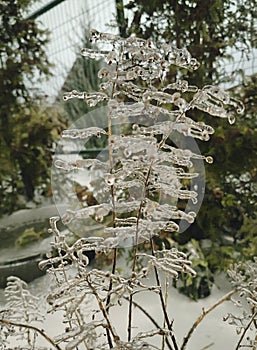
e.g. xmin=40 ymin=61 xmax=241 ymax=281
xmin=225 ymin=259 xmax=257 ymax=349
xmin=0 ymin=276 xmax=45 ymax=349
xmin=49 ymin=29 xmax=243 ymax=349
xmin=0 ymin=29 xmax=245 ymax=350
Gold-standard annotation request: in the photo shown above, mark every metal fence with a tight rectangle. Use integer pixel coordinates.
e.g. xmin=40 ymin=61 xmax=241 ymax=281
xmin=28 ymin=0 xmax=118 ymax=98
xmin=28 ymin=0 xmax=257 ymax=96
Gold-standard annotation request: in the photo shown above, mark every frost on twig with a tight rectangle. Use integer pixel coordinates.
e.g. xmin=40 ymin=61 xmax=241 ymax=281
xmin=224 ymin=259 xmax=257 ymax=349
xmin=0 ymin=276 xmax=45 ymax=348
xmin=139 ymin=248 xmax=196 ymax=279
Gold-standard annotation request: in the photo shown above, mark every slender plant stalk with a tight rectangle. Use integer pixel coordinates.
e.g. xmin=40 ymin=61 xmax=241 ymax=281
xmin=235 ymin=309 xmax=257 ymax=350
xmin=124 ymin=297 xmax=173 ymax=350
xmin=57 ymin=243 xmax=84 ymax=350
xmin=181 ymin=288 xmax=239 ymax=350
xmin=0 ymin=319 xmax=62 ymax=350
xmin=87 ymin=277 xmax=120 ymax=344
xmin=104 ymin=52 xmax=123 ymax=348
xmin=150 ymin=238 xmax=179 ymax=350
xmin=128 ymin=162 xmax=154 ymax=341
xmin=199 ymin=343 xmax=215 ymax=350
xmin=162 ymin=272 xmax=169 ymax=350
xmin=127 ymin=114 xmax=184 ymax=345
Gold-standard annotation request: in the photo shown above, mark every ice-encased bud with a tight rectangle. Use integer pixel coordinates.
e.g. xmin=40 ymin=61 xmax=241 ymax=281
xmin=104 ymin=173 xmax=116 ymax=186
xmin=205 ymin=156 xmax=214 ymax=164
xmin=228 ymin=115 xmax=236 ymax=125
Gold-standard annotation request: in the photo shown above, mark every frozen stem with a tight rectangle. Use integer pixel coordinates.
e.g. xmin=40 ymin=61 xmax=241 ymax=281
xmin=235 ymin=309 xmax=257 ymax=350
xmin=0 ymin=318 xmax=62 ymax=350
xmin=181 ymin=288 xmax=239 ymax=350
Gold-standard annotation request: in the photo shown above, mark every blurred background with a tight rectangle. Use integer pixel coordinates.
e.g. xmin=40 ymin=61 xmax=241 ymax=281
xmin=0 ymin=0 xmax=257 ymax=298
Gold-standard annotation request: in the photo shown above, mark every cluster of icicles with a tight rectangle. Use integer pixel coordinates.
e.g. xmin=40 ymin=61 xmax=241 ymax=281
xmin=55 ymin=29 xmax=244 ymax=249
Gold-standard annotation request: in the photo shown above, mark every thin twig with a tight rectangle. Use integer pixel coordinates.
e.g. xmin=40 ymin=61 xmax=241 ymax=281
xmin=128 ymin=162 xmax=154 ymax=341
xmin=181 ymin=288 xmax=239 ymax=350
xmin=87 ymin=277 xmax=120 ymax=345
xmin=105 ymin=246 xmax=118 ymax=348
xmin=150 ymin=238 xmax=179 ymax=350
xmin=105 ymin=48 xmax=121 ymax=349
xmin=162 ymin=272 xmax=169 ymax=350
xmin=235 ymin=309 xmax=257 ymax=350
xmin=200 ymin=343 xmax=214 ymax=350
xmin=0 ymin=319 xmax=62 ymax=350
xmin=124 ymin=297 xmax=173 ymax=350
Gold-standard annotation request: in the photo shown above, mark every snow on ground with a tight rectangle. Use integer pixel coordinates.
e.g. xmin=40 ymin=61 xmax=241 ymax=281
xmin=0 ymin=266 xmax=243 ymax=349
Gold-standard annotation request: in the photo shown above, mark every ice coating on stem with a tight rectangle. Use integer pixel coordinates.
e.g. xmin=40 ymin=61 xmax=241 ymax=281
xmin=62 ymin=127 xmax=107 ymax=139
xmin=108 ymin=100 xmax=145 ymax=119
xmin=143 ymin=199 xmax=196 ymax=223
xmin=139 ymin=248 xmax=196 ymax=279
xmin=57 ymin=30 xmax=244 ymax=249
xmin=63 ymin=90 xmax=108 ymax=106
xmin=54 ymin=158 xmax=109 ymax=172
xmin=191 ymin=85 xmax=245 ymax=118
xmin=61 ymin=203 xmax=112 ymax=224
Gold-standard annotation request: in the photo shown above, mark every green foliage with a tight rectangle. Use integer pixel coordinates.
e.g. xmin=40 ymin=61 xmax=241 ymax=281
xmin=0 ymin=102 xmax=66 ymax=216
xmin=0 ymin=0 xmax=66 ymax=216
xmin=15 ymin=226 xmax=49 ymax=247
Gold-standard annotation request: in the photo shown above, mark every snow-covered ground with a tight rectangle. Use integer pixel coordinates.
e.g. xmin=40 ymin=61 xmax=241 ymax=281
xmin=0 ymin=266 xmax=243 ymax=350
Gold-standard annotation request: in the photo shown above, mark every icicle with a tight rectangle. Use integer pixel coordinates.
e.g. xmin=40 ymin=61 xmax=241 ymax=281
xmin=205 ymin=156 xmax=213 ymax=164
xmin=230 ymin=97 xmax=245 ymax=114
xmin=61 ymin=127 xmax=107 ymax=139
xmin=144 ymin=104 xmax=181 ymax=120
xmin=63 ymin=91 xmax=108 ymax=106
xmin=116 ymin=178 xmax=145 ymax=191
xmin=115 ymin=200 xmax=141 ymax=213
xmin=80 ymin=47 xmax=109 ymax=59
xmin=104 ymin=173 xmax=116 ymax=186
xmin=125 ymin=35 xmax=148 ymax=47
xmin=149 ymin=181 xmax=198 ymax=202
xmin=54 ymin=159 xmax=74 ymax=172
xmin=165 ymin=45 xmax=200 ymax=70
xmin=54 ymin=158 xmax=108 ymax=172
xmin=191 ymin=85 xmax=245 ymax=119
xmin=228 ymin=115 xmax=236 ymax=124
xmin=86 ymin=92 xmax=109 ymax=106
xmin=104 ymin=226 xmax=136 ymax=240
xmin=98 ymin=67 xmax=117 ymax=80
xmin=61 ymin=203 xmax=112 ymax=224
xmin=99 ymin=81 xmax=113 ymax=91
xmin=115 ymin=81 xmax=148 ymax=101
xmin=136 ymin=121 xmax=175 ymax=137
xmin=173 ymin=95 xmax=189 ymax=111
xmin=89 ymin=29 xmax=122 ymax=44
xmin=124 ymin=65 xmax=161 ymax=81
xmin=172 ymin=114 xmax=215 ymax=141
xmin=110 ymin=135 xmax=157 ymax=160
xmin=203 ymin=85 xmax=231 ymax=104
xmin=142 ymin=91 xmax=181 ymax=104
xmin=141 ymin=248 xmax=196 ymax=279
xmin=151 ymin=164 xmax=198 ymax=182
xmin=143 ymin=200 xmax=196 ymax=224
xmin=163 ymin=80 xmax=198 ymax=93
xmin=63 ymin=89 xmax=84 ymax=100
xmin=108 ymin=99 xmax=145 ymax=119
